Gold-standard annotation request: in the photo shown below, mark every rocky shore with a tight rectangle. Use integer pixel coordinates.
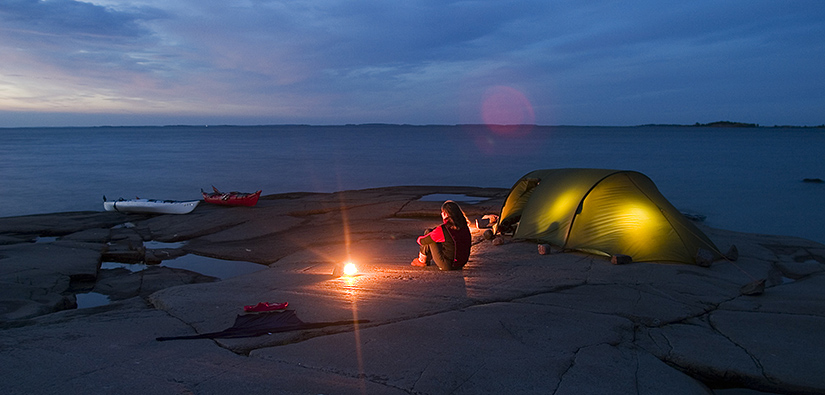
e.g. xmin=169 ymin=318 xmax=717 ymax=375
xmin=1 ymin=186 xmax=824 ymax=394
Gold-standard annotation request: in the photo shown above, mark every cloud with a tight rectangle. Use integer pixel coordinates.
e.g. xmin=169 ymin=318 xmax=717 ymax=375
xmin=0 ymin=0 xmax=164 ymax=41
xmin=0 ymin=0 xmax=823 ymax=126
xmin=0 ymin=0 xmax=173 ymax=84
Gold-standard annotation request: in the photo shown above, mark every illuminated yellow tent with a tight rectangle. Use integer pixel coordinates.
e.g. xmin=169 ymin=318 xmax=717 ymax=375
xmin=496 ymin=169 xmax=722 ymax=265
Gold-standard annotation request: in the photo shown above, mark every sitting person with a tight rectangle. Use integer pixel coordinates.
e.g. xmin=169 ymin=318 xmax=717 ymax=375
xmin=412 ymin=200 xmax=472 ymax=270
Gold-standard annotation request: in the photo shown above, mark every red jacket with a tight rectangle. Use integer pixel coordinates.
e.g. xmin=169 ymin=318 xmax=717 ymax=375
xmin=417 ymin=221 xmax=472 ymax=268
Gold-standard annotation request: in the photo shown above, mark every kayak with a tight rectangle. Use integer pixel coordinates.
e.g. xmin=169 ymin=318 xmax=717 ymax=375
xmin=202 ymin=186 xmax=261 ymax=207
xmin=103 ymin=197 xmax=200 ymax=214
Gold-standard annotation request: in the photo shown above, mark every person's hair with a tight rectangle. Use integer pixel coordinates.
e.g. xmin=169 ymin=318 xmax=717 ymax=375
xmin=441 ymin=200 xmax=469 ymax=230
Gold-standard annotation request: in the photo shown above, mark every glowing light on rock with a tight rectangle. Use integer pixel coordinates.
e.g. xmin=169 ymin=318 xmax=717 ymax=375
xmin=343 ymin=262 xmax=358 ymax=276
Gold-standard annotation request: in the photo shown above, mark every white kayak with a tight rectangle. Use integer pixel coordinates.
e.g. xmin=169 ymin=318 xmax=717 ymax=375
xmin=103 ymin=198 xmax=200 ymax=214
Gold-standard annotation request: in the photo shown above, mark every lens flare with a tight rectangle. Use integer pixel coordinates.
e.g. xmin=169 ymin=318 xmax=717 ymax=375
xmin=481 ymin=85 xmax=535 ymax=136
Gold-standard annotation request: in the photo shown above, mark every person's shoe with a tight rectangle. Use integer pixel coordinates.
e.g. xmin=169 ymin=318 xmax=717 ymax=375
xmin=411 ymin=258 xmax=426 ymax=267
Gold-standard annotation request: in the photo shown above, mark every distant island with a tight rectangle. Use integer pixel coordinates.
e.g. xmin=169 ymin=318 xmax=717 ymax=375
xmin=638 ymin=121 xmax=824 ymax=128
xmin=693 ymin=121 xmax=759 ymax=128
xmin=639 ymin=121 xmax=762 ymax=128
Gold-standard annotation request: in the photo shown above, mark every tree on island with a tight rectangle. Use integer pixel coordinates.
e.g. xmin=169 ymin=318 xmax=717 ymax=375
xmin=693 ymin=121 xmax=759 ymax=128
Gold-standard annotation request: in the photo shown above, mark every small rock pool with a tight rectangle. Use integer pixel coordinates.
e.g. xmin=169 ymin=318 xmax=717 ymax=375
xmin=77 ymin=241 xmax=266 ymax=309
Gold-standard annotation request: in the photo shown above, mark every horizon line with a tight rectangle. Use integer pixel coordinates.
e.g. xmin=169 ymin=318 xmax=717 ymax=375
xmin=2 ymin=121 xmax=824 ymax=129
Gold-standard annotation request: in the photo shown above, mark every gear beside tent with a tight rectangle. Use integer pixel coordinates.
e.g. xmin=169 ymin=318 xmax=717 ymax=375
xmin=495 ymin=168 xmax=724 ymax=265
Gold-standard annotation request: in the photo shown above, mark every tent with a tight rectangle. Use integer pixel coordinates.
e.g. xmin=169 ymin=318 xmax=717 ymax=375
xmin=496 ymin=168 xmax=722 ymax=265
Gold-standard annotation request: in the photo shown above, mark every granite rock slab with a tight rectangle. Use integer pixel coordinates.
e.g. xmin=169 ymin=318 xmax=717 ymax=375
xmin=1 ymin=186 xmax=824 ymax=394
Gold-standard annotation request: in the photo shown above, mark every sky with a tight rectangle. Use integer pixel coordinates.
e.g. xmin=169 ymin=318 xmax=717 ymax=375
xmin=1 ymin=0 xmax=823 ymax=128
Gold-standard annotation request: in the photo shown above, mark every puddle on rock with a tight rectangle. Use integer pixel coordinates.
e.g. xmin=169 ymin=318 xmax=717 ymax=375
xmin=35 ymin=236 xmax=58 ymax=243
xmin=92 ymin=255 xmax=264 ymax=309
xmin=75 ymin=292 xmax=111 ymax=309
xmin=144 ymin=240 xmax=186 ymax=249
xmin=160 ymin=254 xmax=265 ymax=279
xmin=101 ymin=254 xmax=265 ymax=280
xmin=101 ymin=261 xmax=149 ymax=272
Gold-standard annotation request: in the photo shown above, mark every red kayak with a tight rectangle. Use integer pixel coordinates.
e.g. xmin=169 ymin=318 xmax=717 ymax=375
xmin=202 ymin=186 xmax=262 ymax=207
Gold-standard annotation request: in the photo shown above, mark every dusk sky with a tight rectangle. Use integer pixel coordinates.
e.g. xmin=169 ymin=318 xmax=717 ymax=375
xmin=1 ymin=0 xmax=823 ymax=127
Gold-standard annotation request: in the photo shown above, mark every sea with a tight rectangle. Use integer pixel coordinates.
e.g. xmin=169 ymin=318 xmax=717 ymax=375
xmin=2 ymin=124 xmax=823 ymax=244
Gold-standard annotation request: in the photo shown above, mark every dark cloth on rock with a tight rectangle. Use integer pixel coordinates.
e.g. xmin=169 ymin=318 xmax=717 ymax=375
xmin=156 ymin=310 xmax=369 ymax=341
